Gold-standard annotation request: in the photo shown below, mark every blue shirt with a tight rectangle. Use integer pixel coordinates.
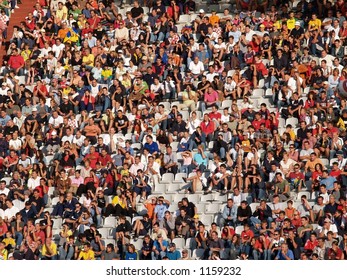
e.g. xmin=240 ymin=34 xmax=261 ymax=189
xmin=320 ymin=176 xmax=336 ymax=191
xmin=193 ymin=153 xmax=208 ymax=166
xmin=153 ymin=239 xmax=169 ymax=252
xmin=166 ymin=250 xmax=181 ymax=260
xmin=125 ymin=251 xmax=138 ymax=260
xmin=144 ymin=141 xmax=160 ymax=155
xmin=276 ymin=249 xmax=294 ymax=260
xmin=154 ymin=204 xmax=169 ymax=221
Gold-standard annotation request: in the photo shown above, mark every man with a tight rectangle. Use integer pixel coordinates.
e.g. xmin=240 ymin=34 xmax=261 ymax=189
xmin=220 ymin=198 xmax=238 ymax=228
xmin=41 ymin=237 xmax=58 ymax=260
xmin=236 ymin=200 xmax=252 ymax=226
xmin=274 ymin=172 xmax=290 ymax=202
xmin=166 ymin=242 xmax=181 ymax=260
xmin=154 ymin=196 xmax=170 ymax=224
xmin=8 ymin=48 xmax=25 ymax=75
xmin=143 ymin=135 xmax=159 ymax=156
xmin=161 ymin=145 xmax=178 ymax=175
xmin=175 ymin=207 xmax=191 ymax=238
xmin=275 ymin=243 xmax=294 ymax=260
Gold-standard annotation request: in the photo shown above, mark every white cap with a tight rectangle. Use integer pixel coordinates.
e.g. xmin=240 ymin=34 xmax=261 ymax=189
xmin=32 ymin=107 xmax=38 ymax=112
xmin=248 ymin=105 xmax=254 ymax=109
xmin=295 ymin=21 xmax=300 ymax=26
xmin=51 ymin=130 xmax=57 ymax=136
xmin=199 ymin=9 xmax=205 ymax=13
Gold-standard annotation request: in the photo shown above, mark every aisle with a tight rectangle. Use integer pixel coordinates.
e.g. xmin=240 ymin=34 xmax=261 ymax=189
xmin=0 ymin=0 xmax=33 ymax=62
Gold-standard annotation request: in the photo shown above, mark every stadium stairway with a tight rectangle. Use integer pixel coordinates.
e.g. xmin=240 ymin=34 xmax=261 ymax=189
xmin=0 ymin=0 xmax=32 ymax=62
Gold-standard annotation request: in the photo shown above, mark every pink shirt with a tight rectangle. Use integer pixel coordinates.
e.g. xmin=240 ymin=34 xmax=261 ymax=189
xmin=204 ymin=91 xmax=218 ymax=103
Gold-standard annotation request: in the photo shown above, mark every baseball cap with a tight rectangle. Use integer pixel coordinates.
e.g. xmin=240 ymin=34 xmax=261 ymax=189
xmin=324 ymin=218 xmax=331 ymax=223
xmin=169 ymin=243 xmax=176 ymax=247
xmin=248 ymin=104 xmax=254 ymax=109
xmin=295 ymin=22 xmax=300 ymax=26
xmin=336 ymin=150 xmax=344 ymax=156
xmin=51 ymin=131 xmax=57 ymax=136
xmin=32 ymin=107 xmax=37 ymax=112
xmin=199 ymin=9 xmax=205 ymax=13
xmin=193 ymin=214 xmax=199 ymax=219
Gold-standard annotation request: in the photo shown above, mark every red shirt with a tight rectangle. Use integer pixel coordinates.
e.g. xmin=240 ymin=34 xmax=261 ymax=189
xmin=84 ymin=152 xmax=100 ymax=169
xmin=97 ymin=154 xmax=112 ymax=167
xmin=87 ymin=16 xmax=101 ymax=30
xmin=252 ymin=119 xmax=265 ymax=131
xmin=8 ymin=55 xmax=25 ymax=69
xmin=241 ymin=229 xmax=254 ymax=243
xmin=330 ymin=169 xmax=342 ymax=181
xmin=200 ymin=120 xmax=215 ymax=135
xmin=34 ymin=185 xmax=49 ymax=198
xmin=304 ymin=239 xmax=318 ymax=251
xmin=208 ymin=111 xmax=221 ymax=122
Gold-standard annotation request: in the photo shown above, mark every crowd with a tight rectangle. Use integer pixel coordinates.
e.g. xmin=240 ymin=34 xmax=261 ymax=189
xmin=0 ymin=0 xmax=347 ymax=261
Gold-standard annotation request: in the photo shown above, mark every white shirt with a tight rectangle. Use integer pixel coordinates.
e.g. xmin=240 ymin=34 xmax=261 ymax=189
xmin=9 ymin=138 xmax=22 ymax=150
xmin=27 ymin=176 xmax=41 ymax=190
xmin=4 ymin=205 xmax=19 ymax=220
xmin=52 ymin=43 xmax=65 ymax=58
xmin=187 ymin=119 xmax=201 ymax=134
xmin=61 ymin=134 xmax=74 ymax=144
xmin=0 ymin=187 xmax=9 ymax=196
xmin=189 ymin=61 xmax=204 ymax=75
xmin=72 ymin=134 xmax=86 ymax=148
xmin=48 ymin=115 xmax=64 ymax=128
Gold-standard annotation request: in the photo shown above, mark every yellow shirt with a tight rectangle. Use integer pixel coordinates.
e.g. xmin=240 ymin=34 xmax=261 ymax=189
xmin=111 ymin=196 xmax=126 ymax=208
xmin=273 ymin=20 xmax=282 ymax=30
xmin=286 ymin=18 xmax=296 ymax=30
xmin=82 ymin=54 xmax=95 ymax=67
xmin=79 ymin=249 xmax=95 ymax=260
xmin=101 ymin=69 xmax=113 ymax=78
xmin=2 ymin=237 xmax=15 ymax=248
xmin=42 ymin=242 xmax=58 ymax=257
xmin=0 ymin=248 xmax=8 ymax=260
xmin=308 ymin=19 xmax=321 ymax=30
xmin=56 ymin=6 xmax=68 ymax=20
xmin=21 ymin=50 xmax=31 ymax=61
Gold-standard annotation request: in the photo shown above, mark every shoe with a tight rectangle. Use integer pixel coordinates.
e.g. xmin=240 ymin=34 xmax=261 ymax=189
xmin=182 ymin=177 xmax=187 ymax=183
xmin=204 ymin=190 xmax=212 ymax=195
xmin=15 ymin=5 xmax=19 ymax=8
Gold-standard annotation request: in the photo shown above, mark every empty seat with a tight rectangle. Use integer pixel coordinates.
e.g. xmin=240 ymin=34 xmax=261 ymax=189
xmin=103 ymin=216 xmax=117 ymax=228
xmin=205 ymin=203 xmax=220 ymax=214
xmin=172 ymin=237 xmax=185 ymax=249
xmin=161 ymin=173 xmax=175 ymax=183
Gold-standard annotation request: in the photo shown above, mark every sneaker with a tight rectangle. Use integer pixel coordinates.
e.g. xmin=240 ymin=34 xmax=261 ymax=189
xmin=182 ymin=177 xmax=187 ymax=183
xmin=204 ymin=190 xmax=212 ymax=195
xmin=15 ymin=5 xmax=19 ymax=8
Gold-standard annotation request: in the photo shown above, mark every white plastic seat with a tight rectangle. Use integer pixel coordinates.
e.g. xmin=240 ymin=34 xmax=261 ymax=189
xmin=235 ymin=225 xmax=244 ymax=235
xmin=161 ymin=173 xmax=175 ymax=183
xmin=103 ymin=216 xmax=117 ymax=228
xmin=205 ymin=203 xmax=220 ymax=214
xmin=172 ymin=237 xmax=185 ymax=249
xmin=286 ymin=117 xmax=298 ymax=127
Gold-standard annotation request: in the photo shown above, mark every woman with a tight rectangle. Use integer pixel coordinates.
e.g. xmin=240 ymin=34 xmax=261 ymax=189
xmin=304 ymin=91 xmax=316 ymax=109
xmin=328 ymin=68 xmax=340 ymax=90
xmin=312 ymin=163 xmax=324 ymax=181
xmin=78 ymin=110 xmax=90 ymax=130
xmin=280 ymin=152 xmax=296 ymax=177
xmin=125 ymin=244 xmax=138 ymax=260
xmin=281 ymin=132 xmax=294 ymax=151
xmin=287 ymin=144 xmax=299 ymax=162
